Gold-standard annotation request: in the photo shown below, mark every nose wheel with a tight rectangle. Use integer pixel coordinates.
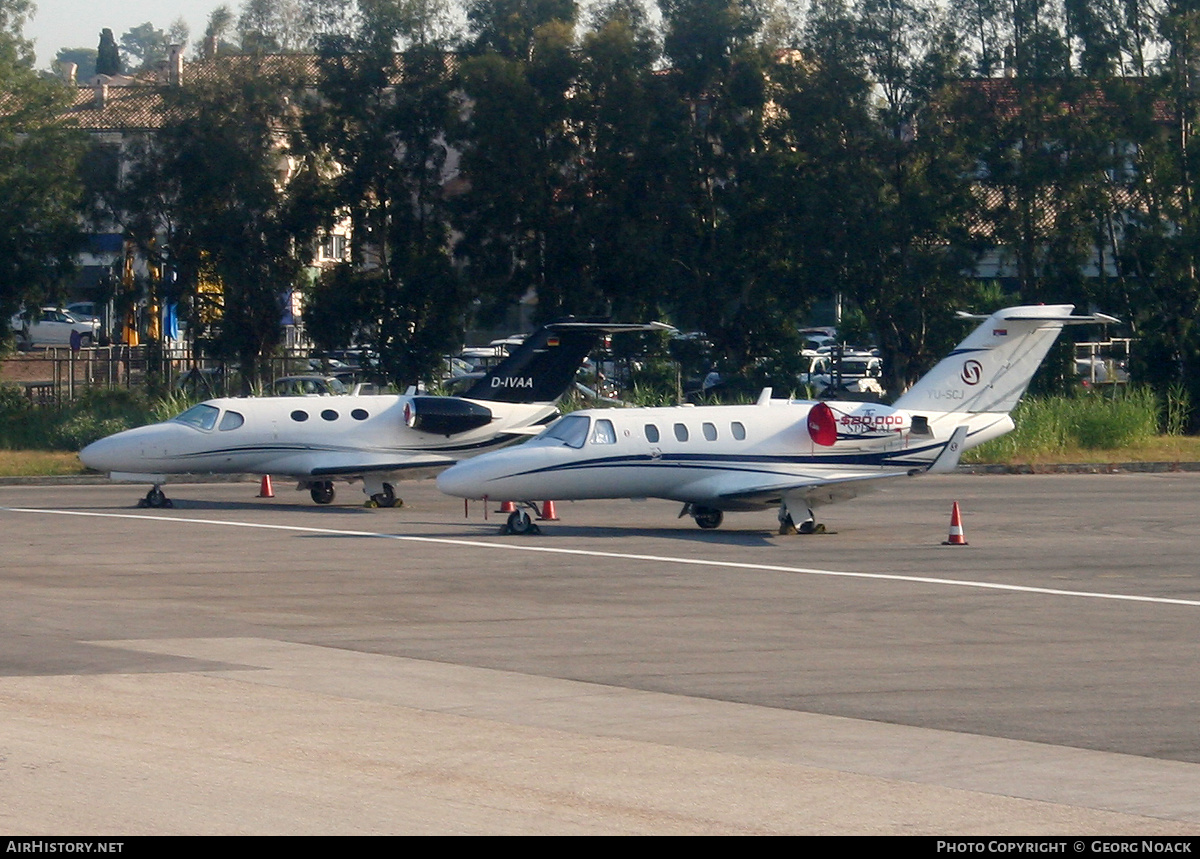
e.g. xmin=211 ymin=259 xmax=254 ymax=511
xmin=503 ymin=506 xmax=541 ymax=535
xmin=137 ymin=486 xmax=173 ymax=509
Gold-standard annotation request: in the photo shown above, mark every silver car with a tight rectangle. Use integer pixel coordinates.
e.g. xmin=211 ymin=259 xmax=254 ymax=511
xmin=10 ymin=307 xmax=101 ymax=349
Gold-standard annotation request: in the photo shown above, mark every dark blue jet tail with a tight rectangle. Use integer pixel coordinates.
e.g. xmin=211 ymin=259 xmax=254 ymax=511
xmin=463 ymin=321 xmax=669 ymax=404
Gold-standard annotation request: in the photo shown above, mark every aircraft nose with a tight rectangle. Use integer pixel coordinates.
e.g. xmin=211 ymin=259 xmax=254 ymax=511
xmin=436 ymin=460 xmax=483 ymax=498
xmin=79 ymin=423 xmax=160 ymax=472
xmin=79 ymin=434 xmax=120 ymax=472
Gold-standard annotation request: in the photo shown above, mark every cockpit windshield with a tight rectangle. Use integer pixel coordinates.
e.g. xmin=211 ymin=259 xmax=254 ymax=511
xmin=532 ymin=414 xmax=590 ymax=449
xmin=172 ymin=403 xmax=220 ymax=431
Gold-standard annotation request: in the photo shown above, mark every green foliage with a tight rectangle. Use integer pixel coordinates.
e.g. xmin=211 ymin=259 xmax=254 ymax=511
xmin=0 ymin=386 xmax=194 ymax=451
xmin=0 ymin=12 xmax=85 ymax=325
xmin=304 ymin=21 xmax=466 ymax=387
xmin=96 ymin=28 xmax=120 ymax=75
xmin=101 ymin=57 xmax=325 ymax=394
xmin=1165 ymin=383 xmax=1191 ymax=437
xmin=965 ymin=388 xmax=1163 ymax=461
xmin=54 ymin=47 xmax=97 ymax=80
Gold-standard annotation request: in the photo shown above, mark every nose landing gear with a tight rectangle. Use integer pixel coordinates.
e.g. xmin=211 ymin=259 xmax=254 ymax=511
xmin=502 ymin=504 xmax=541 ymax=535
xmin=137 ymin=486 xmax=173 ymax=509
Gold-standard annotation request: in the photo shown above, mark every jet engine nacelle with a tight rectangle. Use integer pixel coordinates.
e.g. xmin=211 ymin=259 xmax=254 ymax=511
xmin=807 ymin=401 xmax=914 ymax=447
xmin=403 ymin=396 xmax=494 ymax=436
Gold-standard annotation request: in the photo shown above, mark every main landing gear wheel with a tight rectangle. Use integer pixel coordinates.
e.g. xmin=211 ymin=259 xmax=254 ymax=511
xmin=310 ymin=481 xmax=335 ymax=505
xmin=505 ymin=509 xmax=540 ymax=535
xmin=692 ymin=506 xmax=724 ymax=530
xmin=370 ymin=483 xmax=400 ymax=508
xmin=779 ymin=506 xmax=825 ymax=535
xmin=138 ymin=486 xmax=173 ymax=509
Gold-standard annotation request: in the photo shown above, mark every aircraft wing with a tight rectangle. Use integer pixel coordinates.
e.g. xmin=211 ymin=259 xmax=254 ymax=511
xmin=503 ymin=426 xmax=548 ymax=436
xmin=262 ymin=450 xmax=460 ymax=477
xmin=716 ymin=426 xmax=972 ymax=508
xmin=714 ymin=470 xmax=917 ymax=508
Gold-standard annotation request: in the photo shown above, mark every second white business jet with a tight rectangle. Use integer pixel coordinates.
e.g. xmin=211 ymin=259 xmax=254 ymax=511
xmin=436 ymin=305 xmax=1115 ymax=533
xmin=80 ymin=321 xmax=668 ymax=508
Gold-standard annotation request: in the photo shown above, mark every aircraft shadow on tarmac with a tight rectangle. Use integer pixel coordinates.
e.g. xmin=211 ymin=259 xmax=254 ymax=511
xmin=75 ymin=496 xmax=791 ymax=545
xmin=295 ymin=520 xmax=785 ymax=547
xmin=95 ymin=498 xmax=380 ymax=515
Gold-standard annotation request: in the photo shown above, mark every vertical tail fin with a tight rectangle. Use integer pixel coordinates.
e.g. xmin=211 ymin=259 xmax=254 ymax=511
xmin=462 ymin=321 xmax=671 ymax=404
xmin=894 ymin=305 xmax=1116 ymax=414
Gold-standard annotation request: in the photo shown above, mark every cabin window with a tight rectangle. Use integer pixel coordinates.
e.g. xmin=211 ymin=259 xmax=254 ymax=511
xmin=731 ymin=421 xmax=746 ymax=440
xmin=321 ymin=409 xmax=339 ymax=422
xmin=702 ymin=422 xmax=717 ymax=441
xmin=351 ymin=409 xmax=369 ymax=421
xmin=218 ymin=410 xmax=244 ymax=431
xmin=537 ymin=414 xmax=590 ymax=449
xmin=172 ymin=403 xmax=219 ymax=431
xmin=644 ymin=424 xmax=660 ymax=443
xmin=674 ymin=423 xmax=689 ymax=442
xmin=590 ymin=418 xmax=616 ymax=445
xmin=290 ymin=410 xmax=309 ymax=422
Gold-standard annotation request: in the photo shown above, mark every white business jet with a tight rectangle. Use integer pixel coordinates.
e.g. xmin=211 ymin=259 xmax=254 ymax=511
xmin=80 ymin=321 xmax=668 ymax=508
xmin=436 ymin=305 xmax=1115 ymax=534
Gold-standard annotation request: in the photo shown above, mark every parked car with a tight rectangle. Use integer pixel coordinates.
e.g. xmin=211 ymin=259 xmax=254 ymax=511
xmin=65 ymin=302 xmax=101 ymax=324
xmin=802 ymin=353 xmax=885 ymax=398
xmin=270 ymin=375 xmax=350 ymax=396
xmin=10 ymin=307 xmax=101 ymax=349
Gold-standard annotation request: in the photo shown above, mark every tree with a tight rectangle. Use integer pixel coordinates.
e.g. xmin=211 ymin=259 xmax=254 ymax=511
xmin=112 ymin=59 xmax=325 ymax=389
xmin=453 ymin=0 xmax=587 ymax=325
xmin=120 ymin=22 xmax=169 ymax=71
xmin=238 ymin=0 xmax=314 ymax=53
xmin=573 ymin=0 xmax=684 ymax=323
xmin=651 ymin=0 xmax=808 ymax=375
xmin=1110 ymin=1 xmax=1200 ymax=423
xmin=54 ymin=47 xmax=97 ymax=81
xmin=0 ymin=4 xmax=85 ymax=332
xmin=303 ymin=0 xmax=466 ymax=386
xmin=96 ymin=27 xmax=120 ymax=75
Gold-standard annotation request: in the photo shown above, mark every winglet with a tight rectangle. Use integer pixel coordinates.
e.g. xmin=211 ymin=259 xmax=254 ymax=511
xmin=922 ymin=425 xmax=970 ymax=475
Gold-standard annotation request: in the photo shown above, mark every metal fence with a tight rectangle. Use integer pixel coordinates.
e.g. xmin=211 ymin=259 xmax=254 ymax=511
xmin=0 ymin=344 xmax=323 ymax=405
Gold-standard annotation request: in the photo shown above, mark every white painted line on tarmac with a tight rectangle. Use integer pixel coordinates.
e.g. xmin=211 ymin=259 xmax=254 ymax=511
xmin=5 ymin=505 xmax=1200 ymax=608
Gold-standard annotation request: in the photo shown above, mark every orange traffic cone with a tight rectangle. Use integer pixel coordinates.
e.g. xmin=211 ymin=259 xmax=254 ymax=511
xmin=499 ymin=500 xmax=515 ymax=513
xmin=538 ymin=500 xmax=559 ymax=521
xmin=258 ymin=474 xmax=275 ymax=498
xmin=942 ymin=501 xmax=968 ymax=545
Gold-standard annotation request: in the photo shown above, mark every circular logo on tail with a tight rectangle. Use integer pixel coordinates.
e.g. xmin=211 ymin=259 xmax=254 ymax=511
xmin=961 ymin=360 xmax=983 ymax=385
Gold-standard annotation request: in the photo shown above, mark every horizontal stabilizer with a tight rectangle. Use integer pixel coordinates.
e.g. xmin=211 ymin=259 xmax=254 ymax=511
xmin=956 ymin=310 xmax=1120 ymax=325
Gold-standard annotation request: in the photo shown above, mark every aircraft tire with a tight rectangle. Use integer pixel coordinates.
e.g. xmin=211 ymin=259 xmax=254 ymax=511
xmin=372 ymin=483 xmax=399 ymax=508
xmin=693 ymin=507 xmax=723 ymax=530
xmin=507 ymin=509 xmax=537 ymax=535
xmin=145 ymin=487 xmax=168 ymax=509
xmin=310 ymin=481 xmax=335 ymax=505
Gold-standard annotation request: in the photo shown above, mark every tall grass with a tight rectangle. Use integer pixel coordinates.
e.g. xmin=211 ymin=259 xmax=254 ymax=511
xmin=0 ymin=386 xmax=198 ymax=451
xmin=965 ymin=387 xmax=1164 ymax=462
